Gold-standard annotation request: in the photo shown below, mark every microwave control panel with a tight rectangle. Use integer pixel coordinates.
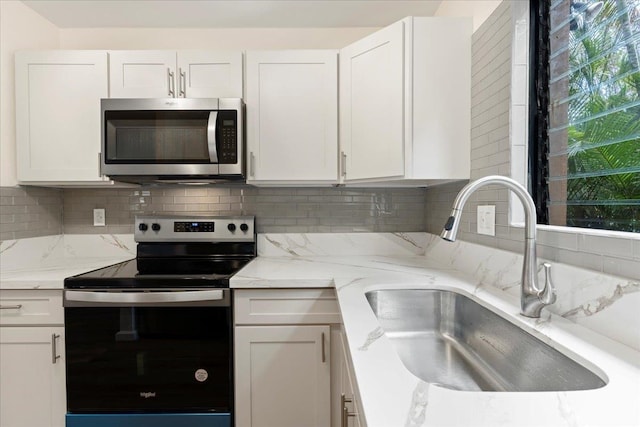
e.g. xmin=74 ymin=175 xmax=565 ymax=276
xmin=218 ymin=110 xmax=237 ymax=164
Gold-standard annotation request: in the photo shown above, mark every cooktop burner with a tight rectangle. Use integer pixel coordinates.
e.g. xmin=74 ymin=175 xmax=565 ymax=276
xmin=64 ymin=215 xmax=256 ymax=290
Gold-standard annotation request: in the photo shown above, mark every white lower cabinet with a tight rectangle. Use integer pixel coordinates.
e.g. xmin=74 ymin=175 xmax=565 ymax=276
xmin=332 ymin=328 xmax=366 ymax=427
xmin=235 ymin=325 xmax=331 ymax=427
xmin=234 ymin=289 xmax=344 ymax=427
xmin=0 ymin=290 xmax=65 ymax=427
xmin=0 ymin=326 xmax=65 ymax=427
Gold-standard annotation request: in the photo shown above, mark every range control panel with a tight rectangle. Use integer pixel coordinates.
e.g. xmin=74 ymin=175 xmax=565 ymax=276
xmin=135 ymin=216 xmax=255 ymax=243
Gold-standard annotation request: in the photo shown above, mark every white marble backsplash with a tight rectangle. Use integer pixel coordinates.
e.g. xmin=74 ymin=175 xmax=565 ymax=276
xmin=424 ymin=234 xmax=640 ymax=351
xmin=61 ymin=234 xmax=136 ymax=259
xmin=1 ymin=235 xmax=66 ymax=271
xmin=257 ymin=232 xmax=428 ymax=257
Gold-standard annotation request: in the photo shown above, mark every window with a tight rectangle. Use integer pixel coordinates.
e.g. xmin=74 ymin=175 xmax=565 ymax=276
xmin=530 ymin=0 xmax=640 ymax=232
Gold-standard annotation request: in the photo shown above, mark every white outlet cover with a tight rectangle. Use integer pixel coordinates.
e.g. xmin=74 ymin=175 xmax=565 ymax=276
xmin=477 ymin=205 xmax=495 ymax=236
xmin=93 ymin=208 xmax=106 ymax=227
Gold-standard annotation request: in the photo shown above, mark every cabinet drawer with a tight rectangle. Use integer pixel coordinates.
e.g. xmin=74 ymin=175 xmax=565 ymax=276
xmin=0 ymin=290 xmax=63 ymax=325
xmin=234 ymin=289 xmax=342 ymax=325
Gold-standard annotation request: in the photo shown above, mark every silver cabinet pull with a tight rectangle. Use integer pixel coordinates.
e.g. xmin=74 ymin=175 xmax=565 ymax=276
xmin=0 ymin=304 xmax=23 ymax=310
xmin=341 ymin=152 xmax=347 ymax=177
xmin=321 ymin=332 xmax=326 ymax=363
xmin=341 ymin=394 xmax=357 ymax=427
xmin=167 ymin=68 xmax=175 ymax=97
xmin=179 ymin=68 xmax=186 ymax=98
xmin=51 ymin=333 xmax=60 ymax=364
xmin=249 ymin=152 xmax=256 ymax=178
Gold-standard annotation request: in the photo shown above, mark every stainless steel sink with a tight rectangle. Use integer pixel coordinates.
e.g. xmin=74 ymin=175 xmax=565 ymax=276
xmin=366 ymin=289 xmax=607 ymax=392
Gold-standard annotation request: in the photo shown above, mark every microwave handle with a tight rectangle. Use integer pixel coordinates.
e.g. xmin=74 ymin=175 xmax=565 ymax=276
xmin=207 ymin=111 xmax=219 ymax=163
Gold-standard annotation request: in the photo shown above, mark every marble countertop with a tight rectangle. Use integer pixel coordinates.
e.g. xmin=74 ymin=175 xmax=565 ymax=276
xmin=0 ymin=256 xmax=134 ymax=290
xmin=232 ymin=254 xmax=640 ymax=427
xmin=2 ymin=233 xmax=638 ymax=426
xmin=0 ymin=234 xmax=135 ymax=290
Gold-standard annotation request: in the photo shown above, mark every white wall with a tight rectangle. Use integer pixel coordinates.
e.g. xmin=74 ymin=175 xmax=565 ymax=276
xmin=0 ymin=1 xmax=60 ymax=187
xmin=435 ymin=0 xmax=502 ymax=31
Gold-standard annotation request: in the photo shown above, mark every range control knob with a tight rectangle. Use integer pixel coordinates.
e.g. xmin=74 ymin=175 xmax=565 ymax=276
xmin=138 ymin=223 xmax=148 ymax=231
xmin=227 ymin=223 xmax=237 ymax=232
xmin=240 ymin=223 xmax=249 ymax=232
xmin=151 ymin=223 xmax=161 ymax=231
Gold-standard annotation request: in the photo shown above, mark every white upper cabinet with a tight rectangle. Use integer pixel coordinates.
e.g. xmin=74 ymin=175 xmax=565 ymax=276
xmin=15 ymin=51 xmax=111 ymax=184
xmin=340 ymin=17 xmax=472 ymax=185
xmin=109 ymin=50 xmax=243 ymax=98
xmin=245 ymin=50 xmax=338 ymax=185
xmin=340 ymin=21 xmax=405 ymax=182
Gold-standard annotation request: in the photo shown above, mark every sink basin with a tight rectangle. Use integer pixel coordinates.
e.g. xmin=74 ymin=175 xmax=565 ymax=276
xmin=366 ymin=289 xmax=607 ymax=392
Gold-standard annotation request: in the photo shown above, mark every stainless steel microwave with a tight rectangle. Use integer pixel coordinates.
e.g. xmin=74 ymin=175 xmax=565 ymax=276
xmin=100 ymin=98 xmax=244 ymax=183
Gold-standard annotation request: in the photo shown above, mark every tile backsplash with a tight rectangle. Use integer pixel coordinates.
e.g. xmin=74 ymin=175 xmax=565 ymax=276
xmin=63 ymin=186 xmax=427 ymax=234
xmin=0 ymin=186 xmax=63 ymax=240
xmin=424 ymin=0 xmax=639 ymax=281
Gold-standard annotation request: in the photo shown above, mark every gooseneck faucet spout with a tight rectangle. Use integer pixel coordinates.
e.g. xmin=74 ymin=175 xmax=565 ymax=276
xmin=440 ymin=175 xmax=556 ymax=318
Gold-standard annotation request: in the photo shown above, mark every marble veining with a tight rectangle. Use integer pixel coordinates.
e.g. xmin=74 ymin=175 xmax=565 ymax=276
xmin=263 ymin=234 xmax=314 ymax=257
xmin=335 ymin=277 xmax=366 ymax=291
xmin=405 ymin=381 xmax=429 ymax=427
xmin=358 ymin=327 xmax=384 ymax=351
xmin=562 ymin=281 xmax=640 ymax=319
xmin=391 ymin=232 xmax=423 ymax=250
xmin=257 ymin=233 xmax=428 ymax=257
xmin=0 ymin=240 xmax=18 ymax=254
xmin=557 ymin=393 xmax=578 ymax=427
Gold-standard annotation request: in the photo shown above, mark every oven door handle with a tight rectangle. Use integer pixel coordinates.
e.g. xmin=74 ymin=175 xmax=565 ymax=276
xmin=64 ymin=289 xmax=225 ymax=306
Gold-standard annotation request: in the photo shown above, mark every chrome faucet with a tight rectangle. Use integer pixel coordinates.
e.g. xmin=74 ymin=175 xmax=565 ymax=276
xmin=440 ymin=175 xmax=556 ymax=318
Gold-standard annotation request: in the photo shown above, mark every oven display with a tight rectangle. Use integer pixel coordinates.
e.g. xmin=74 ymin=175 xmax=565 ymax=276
xmin=174 ymin=222 xmax=214 ymax=232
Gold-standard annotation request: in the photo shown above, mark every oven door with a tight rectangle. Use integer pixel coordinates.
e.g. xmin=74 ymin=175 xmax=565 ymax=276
xmin=63 ymin=289 xmax=232 ymax=419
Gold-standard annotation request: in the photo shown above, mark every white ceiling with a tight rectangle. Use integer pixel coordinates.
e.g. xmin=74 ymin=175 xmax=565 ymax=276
xmin=22 ymin=0 xmax=444 ymax=29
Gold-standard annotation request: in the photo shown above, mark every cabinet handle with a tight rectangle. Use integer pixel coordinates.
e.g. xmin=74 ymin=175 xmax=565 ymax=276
xmin=179 ymin=68 xmax=186 ymax=98
xmin=341 ymin=152 xmax=347 ymax=177
xmin=249 ymin=152 xmax=255 ymax=178
xmin=341 ymin=394 xmax=357 ymax=427
xmin=51 ymin=333 xmax=60 ymax=364
xmin=321 ymin=332 xmax=326 ymax=363
xmin=168 ymin=68 xmax=175 ymax=97
xmin=0 ymin=304 xmax=23 ymax=310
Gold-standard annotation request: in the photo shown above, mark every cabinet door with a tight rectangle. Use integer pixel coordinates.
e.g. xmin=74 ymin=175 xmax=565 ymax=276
xmin=0 ymin=327 xmax=65 ymax=427
xmin=177 ymin=51 xmax=242 ymax=98
xmin=339 ymin=21 xmax=405 ymax=181
xmin=235 ymin=325 xmax=331 ymax=427
xmin=339 ymin=331 xmax=364 ymax=427
xmin=15 ymin=51 xmax=109 ymax=183
xmin=109 ymin=50 xmax=176 ymax=98
xmin=246 ymin=50 xmax=338 ymax=184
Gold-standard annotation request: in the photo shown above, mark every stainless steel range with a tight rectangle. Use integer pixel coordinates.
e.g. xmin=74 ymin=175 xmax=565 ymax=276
xmin=63 ymin=215 xmax=255 ymax=427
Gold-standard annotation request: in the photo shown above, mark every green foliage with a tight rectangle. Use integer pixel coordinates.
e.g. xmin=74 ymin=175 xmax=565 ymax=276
xmin=565 ymin=0 xmax=640 ymax=232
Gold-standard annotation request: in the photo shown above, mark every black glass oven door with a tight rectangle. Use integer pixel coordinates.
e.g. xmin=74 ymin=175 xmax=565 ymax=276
xmin=65 ymin=304 xmax=231 ymax=413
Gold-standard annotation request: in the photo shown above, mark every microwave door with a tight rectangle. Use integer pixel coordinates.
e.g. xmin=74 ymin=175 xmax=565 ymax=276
xmin=207 ymin=111 xmax=219 ymax=163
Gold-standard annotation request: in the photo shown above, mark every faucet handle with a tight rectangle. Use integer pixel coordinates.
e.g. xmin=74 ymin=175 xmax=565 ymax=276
xmin=539 ymin=263 xmax=557 ymax=305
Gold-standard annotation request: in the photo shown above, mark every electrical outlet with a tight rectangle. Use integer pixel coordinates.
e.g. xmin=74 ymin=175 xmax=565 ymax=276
xmin=477 ymin=205 xmax=495 ymax=236
xmin=93 ymin=208 xmax=106 ymax=227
